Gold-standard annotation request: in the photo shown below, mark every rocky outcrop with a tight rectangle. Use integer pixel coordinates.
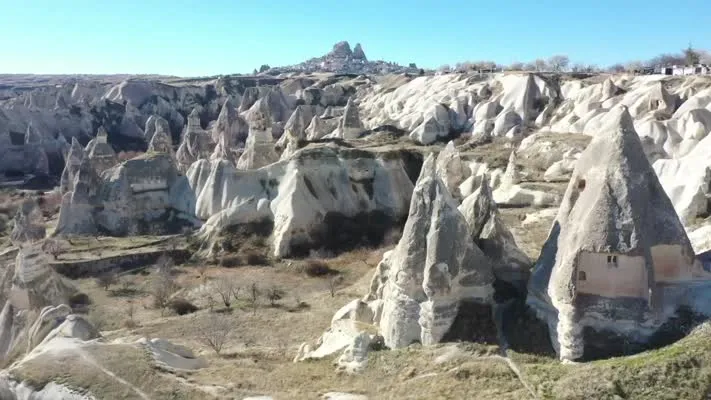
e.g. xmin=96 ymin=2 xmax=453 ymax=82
xmin=147 ymin=122 xmax=174 ymax=156
xmin=176 ymin=109 xmax=213 ymax=172
xmin=190 ymin=145 xmax=418 ymax=258
xmin=326 ymin=98 xmax=364 ymax=139
xmin=492 ymin=150 xmax=559 ymax=207
xmin=459 ymin=177 xmax=531 ymax=288
xmin=305 ymin=115 xmax=338 ymax=140
xmin=144 ymin=115 xmax=171 ymax=143
xmin=85 ymin=127 xmax=118 ymax=175
xmin=527 ymin=106 xmax=711 ymax=361
xmin=56 ymin=153 xmax=198 ymax=237
xmin=235 ymin=124 xmax=279 ymax=170
xmin=409 ymin=104 xmax=451 ymax=145
xmin=211 ymin=96 xmax=246 ymax=146
xmin=297 ymin=152 xmax=496 ymax=362
xmin=10 ymin=199 xmax=46 ymax=245
xmin=352 ymin=43 xmax=367 ymax=61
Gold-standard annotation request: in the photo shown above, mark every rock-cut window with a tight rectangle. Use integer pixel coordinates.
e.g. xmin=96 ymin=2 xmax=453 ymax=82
xmin=578 ymin=271 xmax=587 ymax=281
xmin=577 ymin=179 xmax=586 ymax=191
xmin=607 ymin=255 xmax=618 ymax=266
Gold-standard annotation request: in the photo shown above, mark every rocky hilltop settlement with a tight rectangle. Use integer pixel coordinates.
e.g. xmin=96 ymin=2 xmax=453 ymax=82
xmin=1 ymin=48 xmax=711 ymax=398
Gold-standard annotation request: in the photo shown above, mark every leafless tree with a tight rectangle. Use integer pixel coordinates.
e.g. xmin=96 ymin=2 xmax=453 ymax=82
xmin=95 ymin=269 xmax=118 ymax=291
xmin=156 ymin=254 xmax=174 ymax=276
xmin=266 ymin=286 xmax=284 ymax=306
xmin=607 ymin=63 xmax=625 ymax=73
xmin=151 ymin=269 xmax=177 ymax=315
xmin=215 ymin=278 xmax=239 ymax=308
xmin=194 ymin=314 xmax=232 ymax=356
xmin=547 ymin=55 xmax=570 ymax=72
xmin=534 ymin=59 xmax=547 ymax=72
xmin=684 ymin=44 xmax=700 ymax=65
xmin=42 ymin=239 xmax=64 ymax=260
xmin=507 ymin=62 xmax=525 ymax=71
xmin=248 ymin=283 xmax=260 ymax=314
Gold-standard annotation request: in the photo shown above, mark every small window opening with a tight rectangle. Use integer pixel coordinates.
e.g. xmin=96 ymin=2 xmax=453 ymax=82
xmin=578 ymin=271 xmax=587 ymax=281
xmin=607 ymin=255 xmax=618 ymax=266
xmin=577 ymin=179 xmax=586 ymax=191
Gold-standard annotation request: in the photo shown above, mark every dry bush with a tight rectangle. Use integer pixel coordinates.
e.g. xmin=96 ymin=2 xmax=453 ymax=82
xmin=169 ymin=298 xmax=198 ymax=315
xmin=266 ymin=286 xmax=285 ymax=307
xmin=122 ymin=301 xmax=137 ymax=328
xmin=244 ymin=251 xmax=269 ymax=266
xmin=247 ymin=283 xmax=260 ymax=314
xmin=42 ymin=238 xmax=65 ymax=260
xmin=302 ymin=259 xmax=338 ymax=277
xmin=151 ymin=270 xmax=178 ymax=315
xmin=214 ymin=278 xmax=239 ymax=309
xmin=328 ymin=275 xmax=344 ymax=298
xmin=155 ymin=254 xmax=174 ymax=276
xmin=219 ymin=254 xmax=242 ymax=268
xmin=194 ymin=314 xmax=232 ymax=355
xmin=95 ymin=269 xmax=119 ymax=291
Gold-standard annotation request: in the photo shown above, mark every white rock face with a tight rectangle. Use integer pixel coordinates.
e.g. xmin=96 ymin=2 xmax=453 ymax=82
xmin=492 ymin=151 xmax=558 ymax=207
xmin=60 ymin=138 xmax=86 ymax=194
xmin=144 ymin=114 xmax=171 ymax=143
xmin=189 ymin=145 xmax=417 ymax=258
xmin=543 ymin=150 xmax=580 ymax=182
xmin=527 ymin=106 xmax=711 ymax=361
xmin=176 ymin=108 xmax=213 ymax=172
xmin=435 ymin=141 xmax=470 ymax=199
xmin=305 ymin=115 xmax=338 ymax=140
xmin=458 ymin=177 xmax=531 ymax=287
xmin=85 ymin=127 xmax=118 ymax=175
xmin=56 ymin=153 xmax=198 ymax=236
xmin=326 ymin=98 xmax=364 ymax=139
xmin=139 ymin=337 xmax=207 ymax=371
xmin=10 ymin=200 xmax=46 ymax=245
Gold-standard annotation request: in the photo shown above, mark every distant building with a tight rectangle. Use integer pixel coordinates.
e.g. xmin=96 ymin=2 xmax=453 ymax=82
xmin=657 ymin=64 xmax=711 ymax=76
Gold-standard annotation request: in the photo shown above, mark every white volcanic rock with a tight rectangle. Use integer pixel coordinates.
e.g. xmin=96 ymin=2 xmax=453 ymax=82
xmin=144 ymin=114 xmax=171 ymax=143
xmin=139 ymin=337 xmax=207 ymax=371
xmin=435 ymin=141 xmax=469 ymax=199
xmin=10 ymin=199 xmax=46 ymax=245
xmin=527 ymin=106 xmax=711 ymax=361
xmin=211 ymin=96 xmax=246 ymax=145
xmin=176 ymin=108 xmax=213 ymax=172
xmin=275 ymin=105 xmax=316 ymax=149
xmin=492 ymin=110 xmax=522 ymax=137
xmin=147 ymin=122 xmax=174 ymax=156
xmin=459 ymin=177 xmax=531 ymax=286
xmin=367 ymin=153 xmax=494 ymax=348
xmin=190 ymin=145 xmax=416 ymax=258
xmin=493 ymin=150 xmax=558 ymax=207
xmin=654 ymin=128 xmax=711 ymax=223
xmin=409 ymin=103 xmax=451 ymax=144
xmin=85 ymin=127 xmax=118 ymax=175
xmin=56 ymin=153 xmax=198 ymax=236
xmin=321 ymin=105 xmax=343 ymax=119
xmin=235 ymin=126 xmax=279 ymax=170
xmin=335 ymin=332 xmax=371 ymax=373
xmin=544 ymin=149 xmax=580 ymax=182
xmin=305 ymin=115 xmax=338 ymax=140
xmin=9 ymin=245 xmax=76 ymax=310
xmin=326 ymin=98 xmax=364 ymax=139
xmin=119 ymin=102 xmax=144 ymax=139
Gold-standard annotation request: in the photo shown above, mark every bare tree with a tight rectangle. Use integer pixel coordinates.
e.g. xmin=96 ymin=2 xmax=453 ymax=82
xmin=266 ymin=286 xmax=284 ymax=306
xmin=507 ymin=62 xmax=525 ymax=71
xmin=95 ymin=269 xmax=118 ymax=291
xmin=151 ymin=269 xmax=177 ymax=315
xmin=194 ymin=314 xmax=232 ymax=356
xmin=247 ymin=283 xmax=260 ymax=314
xmin=534 ymin=59 xmax=547 ymax=72
xmin=684 ymin=44 xmax=700 ymax=65
xmin=215 ymin=278 xmax=239 ymax=309
xmin=156 ymin=254 xmax=174 ymax=276
xmin=625 ymin=61 xmax=644 ymax=72
xmin=42 ymin=239 xmax=64 ymax=260
xmin=607 ymin=63 xmax=625 ymax=73
xmin=438 ymin=64 xmax=451 ymax=73
xmin=548 ymin=55 xmax=570 ymax=72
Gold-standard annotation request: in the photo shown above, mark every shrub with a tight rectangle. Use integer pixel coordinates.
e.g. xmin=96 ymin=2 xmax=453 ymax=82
xmin=169 ymin=298 xmax=199 ymax=315
xmin=214 ymin=278 xmax=239 ymax=308
xmin=245 ymin=251 xmax=269 ymax=266
xmin=194 ymin=314 xmax=232 ymax=355
xmin=151 ymin=271 xmax=177 ymax=314
xmin=68 ymin=292 xmax=91 ymax=310
xmin=219 ymin=255 xmax=242 ymax=268
xmin=266 ymin=286 xmax=285 ymax=306
xmin=95 ymin=269 xmax=118 ymax=290
xmin=303 ymin=260 xmax=337 ymax=277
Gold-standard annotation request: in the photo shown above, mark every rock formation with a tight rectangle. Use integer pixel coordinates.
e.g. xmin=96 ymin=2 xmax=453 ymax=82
xmin=492 ymin=150 xmax=558 ymax=207
xmin=60 ymin=138 xmax=86 ymax=194
xmin=458 ymin=177 xmax=531 ymax=288
xmin=176 ymin=109 xmax=213 ymax=172
xmin=297 ymin=152 xmax=496 ymax=362
xmin=236 ymin=110 xmax=279 ymax=170
xmin=147 ymin=122 xmax=174 ymax=156
xmin=56 ymin=153 xmax=198 ymax=236
xmin=326 ymin=98 xmax=364 ymax=139
xmin=352 ymin=43 xmax=367 ymax=61
xmin=144 ymin=115 xmax=171 ymax=143
xmin=190 ymin=145 xmax=417 ymax=258
xmin=211 ymin=96 xmax=246 ymax=146
xmin=305 ymin=115 xmax=338 ymax=140
xmin=10 ymin=199 xmax=46 ymax=245
xmin=527 ymin=106 xmax=711 ymax=361
xmin=85 ymin=127 xmax=118 ymax=175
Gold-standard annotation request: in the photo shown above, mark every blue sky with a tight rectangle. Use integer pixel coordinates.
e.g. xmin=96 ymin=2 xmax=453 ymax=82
xmin=1 ymin=0 xmax=709 ymax=76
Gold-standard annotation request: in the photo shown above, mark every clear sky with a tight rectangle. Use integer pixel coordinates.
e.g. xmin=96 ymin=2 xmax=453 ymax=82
xmin=1 ymin=0 xmax=709 ymax=76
